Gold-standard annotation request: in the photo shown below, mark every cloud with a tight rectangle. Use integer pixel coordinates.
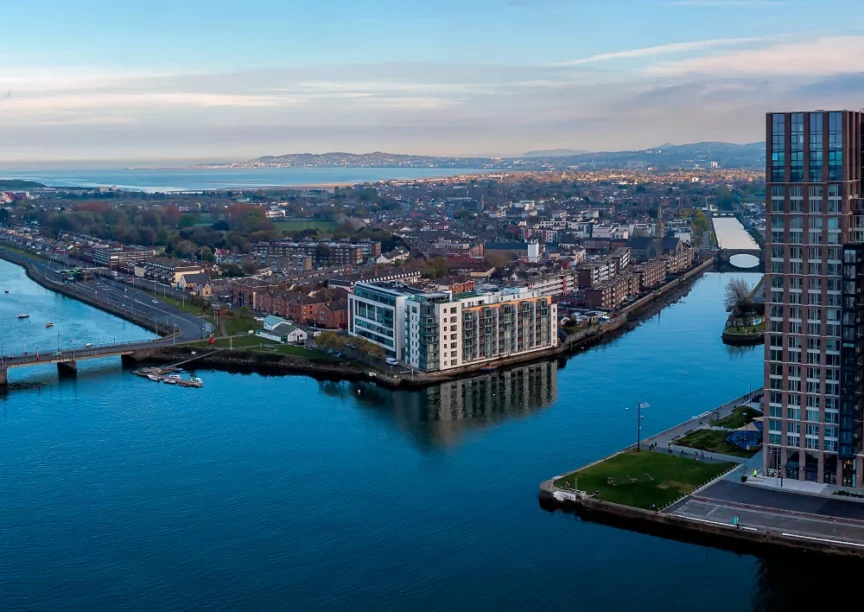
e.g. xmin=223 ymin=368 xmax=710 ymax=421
xmin=646 ymin=36 xmax=864 ymax=76
xmin=552 ymin=36 xmax=771 ymax=66
xmin=0 ymin=48 xmax=859 ymax=162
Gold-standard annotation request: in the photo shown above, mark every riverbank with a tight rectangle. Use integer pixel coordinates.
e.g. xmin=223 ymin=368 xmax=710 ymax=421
xmin=539 ymin=389 xmax=864 ymax=559
xmin=0 ymin=248 xmax=173 ymax=337
xmin=0 ymin=241 xmax=714 ymax=388
xmin=125 ymin=259 xmax=717 ymax=389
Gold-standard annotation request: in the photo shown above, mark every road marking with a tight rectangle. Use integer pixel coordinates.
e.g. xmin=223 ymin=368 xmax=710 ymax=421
xmin=780 ymin=532 xmax=864 ymax=547
xmin=678 ymin=515 xmax=757 ymax=531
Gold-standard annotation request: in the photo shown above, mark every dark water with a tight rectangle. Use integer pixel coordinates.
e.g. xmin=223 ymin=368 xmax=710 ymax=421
xmin=0 ymin=167 xmax=493 ymax=192
xmin=0 ymin=263 xmax=856 ymax=610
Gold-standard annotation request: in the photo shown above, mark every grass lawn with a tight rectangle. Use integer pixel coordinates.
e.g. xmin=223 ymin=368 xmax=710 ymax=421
xmin=273 ymin=218 xmax=338 ymax=232
xmin=193 ymin=335 xmax=332 ymax=361
xmin=675 ymin=428 xmax=759 ymax=458
xmin=553 ymin=450 xmax=735 ymax=510
xmin=147 ymin=291 xmax=209 ymax=317
xmin=222 ymin=315 xmax=262 ymax=336
xmin=712 ymin=406 xmax=761 ymax=430
xmin=724 ymin=322 xmax=764 ymax=335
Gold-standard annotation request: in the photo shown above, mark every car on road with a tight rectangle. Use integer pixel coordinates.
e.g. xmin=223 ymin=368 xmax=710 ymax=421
xmin=385 ymin=357 xmax=398 ymax=366
xmin=152 ymin=299 xmax=159 ymax=304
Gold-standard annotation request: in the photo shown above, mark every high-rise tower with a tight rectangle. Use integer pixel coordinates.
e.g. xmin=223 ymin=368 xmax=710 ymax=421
xmin=764 ymin=110 xmax=864 ymax=487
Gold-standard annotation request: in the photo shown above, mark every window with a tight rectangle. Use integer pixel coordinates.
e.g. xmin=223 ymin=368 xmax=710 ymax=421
xmin=829 ymin=112 xmax=843 ymax=181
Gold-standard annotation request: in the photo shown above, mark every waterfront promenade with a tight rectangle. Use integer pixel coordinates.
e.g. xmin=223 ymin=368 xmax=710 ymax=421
xmin=541 ymin=387 xmax=864 ymax=558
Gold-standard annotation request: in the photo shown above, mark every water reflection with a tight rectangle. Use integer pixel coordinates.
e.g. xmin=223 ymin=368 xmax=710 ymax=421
xmin=752 ymin=555 xmax=864 ymax=611
xmin=319 ymin=361 xmax=559 ymax=448
xmin=725 ymin=343 xmax=761 ymax=360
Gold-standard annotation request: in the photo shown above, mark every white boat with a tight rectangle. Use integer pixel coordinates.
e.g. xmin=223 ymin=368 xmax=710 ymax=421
xmin=163 ymin=377 xmax=178 ymax=385
xmin=17 ymin=313 xmax=29 ymax=319
xmin=84 ymin=342 xmax=93 ymax=348
xmin=147 ymin=374 xmax=160 ymax=382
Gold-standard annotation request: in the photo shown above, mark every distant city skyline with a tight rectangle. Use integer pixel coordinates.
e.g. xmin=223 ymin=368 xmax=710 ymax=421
xmin=1 ymin=0 xmax=862 ymax=163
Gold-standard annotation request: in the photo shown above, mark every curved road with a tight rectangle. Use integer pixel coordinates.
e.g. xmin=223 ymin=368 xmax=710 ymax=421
xmin=1 ymin=247 xmax=211 ymax=341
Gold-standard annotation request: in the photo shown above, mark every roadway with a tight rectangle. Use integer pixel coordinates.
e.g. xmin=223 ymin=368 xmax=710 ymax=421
xmin=698 ymin=479 xmax=864 ymax=521
xmin=1 ymin=336 xmax=193 ymax=368
xmin=71 ymin=275 xmax=212 ymax=340
xmin=2 ymin=247 xmax=211 ymax=341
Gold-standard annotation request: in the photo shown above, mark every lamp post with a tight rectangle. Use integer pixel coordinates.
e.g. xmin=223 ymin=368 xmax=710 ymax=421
xmin=634 ymin=401 xmax=650 ymax=451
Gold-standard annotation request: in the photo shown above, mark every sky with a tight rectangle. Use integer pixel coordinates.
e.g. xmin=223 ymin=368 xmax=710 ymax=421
xmin=1 ymin=0 xmax=863 ymax=165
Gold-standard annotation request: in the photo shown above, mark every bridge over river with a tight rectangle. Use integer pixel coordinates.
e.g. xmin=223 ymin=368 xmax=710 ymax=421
xmin=0 ymin=336 xmax=202 ymax=387
xmin=711 ymin=216 xmax=763 ymax=269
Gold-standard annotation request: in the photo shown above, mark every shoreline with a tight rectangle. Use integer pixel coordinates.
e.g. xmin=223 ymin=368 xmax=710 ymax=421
xmin=0 ymin=247 xmax=718 ymax=389
xmin=8 ymin=167 xmax=502 ymax=194
xmin=128 ymin=258 xmax=717 ymax=389
xmin=0 ymin=248 xmax=170 ymax=337
xmin=539 ymin=388 xmax=864 ymax=559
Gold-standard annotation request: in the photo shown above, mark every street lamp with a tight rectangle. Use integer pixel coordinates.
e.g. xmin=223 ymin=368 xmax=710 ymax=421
xmin=628 ymin=401 xmax=650 ymax=451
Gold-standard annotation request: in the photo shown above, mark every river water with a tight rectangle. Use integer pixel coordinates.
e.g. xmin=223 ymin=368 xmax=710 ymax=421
xmin=0 ymin=260 xmax=855 ymax=611
xmin=713 ymin=217 xmax=761 ymax=251
xmin=0 ymin=167 xmax=493 ymax=192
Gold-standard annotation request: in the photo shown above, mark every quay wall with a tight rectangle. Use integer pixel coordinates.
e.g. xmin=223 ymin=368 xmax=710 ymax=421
xmin=537 ymin=486 xmax=864 ymax=559
xmin=0 ymin=248 xmax=170 ymax=337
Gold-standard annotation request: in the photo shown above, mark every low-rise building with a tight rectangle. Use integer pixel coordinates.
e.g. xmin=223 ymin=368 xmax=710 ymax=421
xmin=576 ymin=260 xmax=616 ymax=288
xmin=136 ymin=259 xmax=205 ymax=286
xmin=664 ymin=247 xmax=695 ymax=274
xmin=631 ymin=259 xmax=666 ymax=291
xmin=583 ymin=274 xmax=638 ymax=310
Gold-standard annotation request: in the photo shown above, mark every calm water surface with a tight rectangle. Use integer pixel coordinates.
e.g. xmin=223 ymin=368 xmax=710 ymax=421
xmin=0 ymin=263 xmax=856 ymax=611
xmin=0 ymin=167 xmax=493 ymax=192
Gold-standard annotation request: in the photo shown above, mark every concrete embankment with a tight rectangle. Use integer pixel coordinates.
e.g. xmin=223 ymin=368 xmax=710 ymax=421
xmin=125 ymin=346 xmax=411 ymax=389
xmin=539 ymin=387 xmax=864 ymax=559
xmin=1 ymin=245 xmax=714 ymax=388
xmin=0 ymin=248 xmax=170 ymax=337
xmin=537 ymin=487 xmax=864 ymax=559
xmin=721 ymin=329 xmax=764 ymax=346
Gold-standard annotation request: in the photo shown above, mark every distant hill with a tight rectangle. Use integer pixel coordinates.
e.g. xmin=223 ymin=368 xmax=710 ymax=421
xmin=522 ymin=149 xmax=590 ymax=158
xmin=0 ymin=179 xmax=46 ymax=190
xmin=191 ymin=141 xmax=766 ymax=171
xmin=193 ymin=151 xmax=498 ymax=170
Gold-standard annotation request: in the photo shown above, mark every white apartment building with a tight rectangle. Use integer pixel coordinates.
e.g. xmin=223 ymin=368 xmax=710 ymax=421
xmin=404 ymin=286 xmax=557 ymax=372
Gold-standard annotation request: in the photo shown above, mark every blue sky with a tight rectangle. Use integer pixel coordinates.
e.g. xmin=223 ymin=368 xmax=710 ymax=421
xmin=1 ymin=0 xmax=862 ymax=163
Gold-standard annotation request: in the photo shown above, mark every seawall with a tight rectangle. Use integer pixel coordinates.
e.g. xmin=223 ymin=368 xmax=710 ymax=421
xmin=537 ymin=489 xmax=864 ymax=559
xmin=0 ymin=248 xmax=170 ymax=337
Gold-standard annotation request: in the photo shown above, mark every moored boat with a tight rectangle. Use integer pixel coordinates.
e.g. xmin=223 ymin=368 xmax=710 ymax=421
xmin=17 ymin=313 xmax=29 ymax=319
xmin=45 ymin=322 xmax=54 ymax=328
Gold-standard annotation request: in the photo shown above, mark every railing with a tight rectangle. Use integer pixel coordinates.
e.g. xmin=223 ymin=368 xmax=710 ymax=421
xmin=2 ymin=335 xmax=187 ymax=366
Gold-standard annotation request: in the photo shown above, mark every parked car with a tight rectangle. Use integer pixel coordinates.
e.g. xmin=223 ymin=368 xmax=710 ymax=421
xmin=385 ymin=357 xmax=398 ymax=366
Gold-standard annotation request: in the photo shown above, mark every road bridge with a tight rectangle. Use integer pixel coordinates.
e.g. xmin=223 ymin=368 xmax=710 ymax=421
xmin=0 ymin=336 xmax=201 ymax=387
xmin=716 ymin=248 xmax=764 ymax=271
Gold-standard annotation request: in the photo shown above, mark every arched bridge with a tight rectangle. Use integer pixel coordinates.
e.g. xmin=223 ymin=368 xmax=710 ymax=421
xmin=0 ymin=336 xmax=200 ymax=387
xmin=716 ymin=248 xmax=764 ymax=270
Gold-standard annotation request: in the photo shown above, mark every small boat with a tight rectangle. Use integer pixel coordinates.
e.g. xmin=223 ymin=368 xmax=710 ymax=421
xmin=45 ymin=322 xmax=54 ymax=328
xmin=163 ymin=377 xmax=178 ymax=385
xmin=84 ymin=342 xmax=93 ymax=348
xmin=147 ymin=374 xmax=160 ymax=382
xmin=4 ymin=290 xmax=8 ymax=294
xmin=17 ymin=313 xmax=29 ymax=319
xmin=177 ymin=376 xmax=203 ymax=388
